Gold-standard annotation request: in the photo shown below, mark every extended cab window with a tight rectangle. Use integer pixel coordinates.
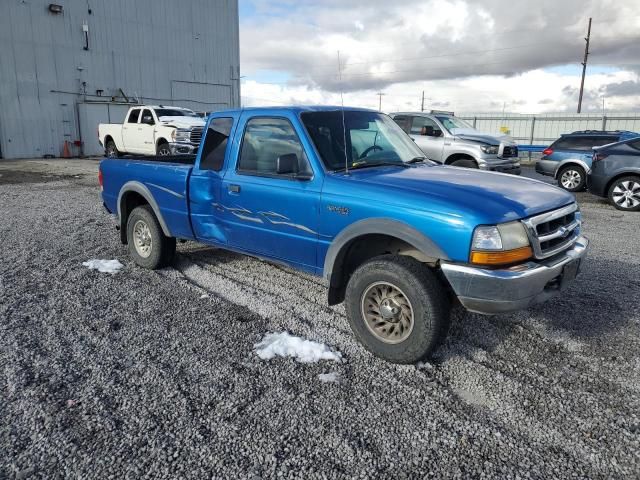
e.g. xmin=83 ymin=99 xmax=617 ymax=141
xmin=200 ymin=117 xmax=233 ymax=171
xmin=127 ymin=109 xmax=141 ymax=123
xmin=238 ymin=118 xmax=311 ymax=177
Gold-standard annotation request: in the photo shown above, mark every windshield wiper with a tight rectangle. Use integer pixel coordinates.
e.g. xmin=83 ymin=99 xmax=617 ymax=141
xmin=334 ymin=161 xmax=411 ymax=172
xmin=406 ymin=156 xmax=427 ymax=164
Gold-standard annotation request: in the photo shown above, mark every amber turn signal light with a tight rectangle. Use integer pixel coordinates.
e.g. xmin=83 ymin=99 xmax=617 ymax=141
xmin=470 ymin=246 xmax=533 ymax=266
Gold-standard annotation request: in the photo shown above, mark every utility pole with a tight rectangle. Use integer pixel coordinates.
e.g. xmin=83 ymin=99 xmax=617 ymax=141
xmin=376 ymin=92 xmax=385 ymax=112
xmin=421 ymin=91 xmax=425 ymax=112
xmin=577 ymin=17 xmax=592 ymax=114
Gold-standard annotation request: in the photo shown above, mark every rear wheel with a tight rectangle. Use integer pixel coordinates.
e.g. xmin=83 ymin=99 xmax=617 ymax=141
xmin=344 ymin=255 xmax=451 ymax=364
xmin=450 ymin=158 xmax=477 ymax=169
xmin=126 ymin=205 xmax=176 ymax=269
xmin=105 ymin=140 xmax=121 ymax=158
xmin=557 ymin=165 xmax=586 ymax=192
xmin=157 ymin=142 xmax=172 ymax=156
xmin=608 ymin=176 xmax=640 ymax=212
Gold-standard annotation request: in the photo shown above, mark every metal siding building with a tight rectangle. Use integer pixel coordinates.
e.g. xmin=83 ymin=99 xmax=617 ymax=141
xmin=0 ymin=0 xmax=240 ymax=159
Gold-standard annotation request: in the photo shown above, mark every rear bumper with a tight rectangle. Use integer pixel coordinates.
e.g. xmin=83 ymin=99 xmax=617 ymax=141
xmin=586 ymin=171 xmax=609 ymax=197
xmin=535 ymin=159 xmax=557 ymax=177
xmin=440 ymin=236 xmax=589 ymax=314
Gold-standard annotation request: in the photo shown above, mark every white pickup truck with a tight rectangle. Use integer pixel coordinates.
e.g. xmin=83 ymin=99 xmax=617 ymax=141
xmin=98 ymin=105 xmax=206 ymax=157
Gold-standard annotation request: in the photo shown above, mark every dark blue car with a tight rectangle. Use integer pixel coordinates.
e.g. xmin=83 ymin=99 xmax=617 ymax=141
xmin=536 ymin=130 xmax=640 ymax=191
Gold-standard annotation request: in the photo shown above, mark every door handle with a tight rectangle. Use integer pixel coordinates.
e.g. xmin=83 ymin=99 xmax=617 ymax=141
xmin=228 ymin=184 xmax=241 ymax=193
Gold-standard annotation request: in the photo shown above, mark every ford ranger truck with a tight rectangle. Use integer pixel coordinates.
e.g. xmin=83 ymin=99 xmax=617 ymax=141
xmin=98 ymin=105 xmax=205 ymax=157
xmin=390 ymin=111 xmax=521 ymax=174
xmin=99 ymin=106 xmax=588 ymax=364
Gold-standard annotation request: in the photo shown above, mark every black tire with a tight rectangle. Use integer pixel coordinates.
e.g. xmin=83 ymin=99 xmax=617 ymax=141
xmin=126 ymin=205 xmax=176 ymax=269
xmin=450 ymin=158 xmax=477 ymax=168
xmin=344 ymin=255 xmax=451 ymax=364
xmin=105 ymin=140 xmax=122 ymax=158
xmin=557 ymin=165 xmax=586 ymax=192
xmin=157 ymin=142 xmax=172 ymax=156
xmin=607 ymin=175 xmax=640 ymax=212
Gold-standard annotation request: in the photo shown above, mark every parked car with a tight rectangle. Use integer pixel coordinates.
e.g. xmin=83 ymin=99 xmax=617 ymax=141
xmin=536 ymin=130 xmax=640 ymax=192
xmin=390 ymin=110 xmax=521 ymax=174
xmin=99 ymin=106 xmax=588 ymax=364
xmin=587 ymin=137 xmax=640 ymax=211
xmin=98 ymin=105 xmax=206 ymax=157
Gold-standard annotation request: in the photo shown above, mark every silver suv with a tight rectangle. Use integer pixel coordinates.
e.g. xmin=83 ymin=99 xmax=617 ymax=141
xmin=390 ymin=111 xmax=521 ymax=174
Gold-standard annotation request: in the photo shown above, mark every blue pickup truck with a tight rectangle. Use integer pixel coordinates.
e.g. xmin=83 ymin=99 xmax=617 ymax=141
xmin=100 ymin=106 xmax=588 ymax=363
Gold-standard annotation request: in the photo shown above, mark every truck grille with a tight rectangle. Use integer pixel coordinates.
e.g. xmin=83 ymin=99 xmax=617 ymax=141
xmin=522 ymin=203 xmax=580 ymax=259
xmin=190 ymin=126 xmax=204 ymax=145
xmin=502 ymin=146 xmax=518 ymax=157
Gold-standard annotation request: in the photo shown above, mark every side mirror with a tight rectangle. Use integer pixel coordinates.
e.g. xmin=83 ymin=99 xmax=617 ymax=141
xmin=421 ymin=125 xmax=435 ymax=137
xmin=276 ymin=153 xmax=299 ymax=175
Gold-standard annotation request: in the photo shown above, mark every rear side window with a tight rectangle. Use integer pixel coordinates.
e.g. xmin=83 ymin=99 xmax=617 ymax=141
xmin=200 ymin=117 xmax=233 ymax=171
xmin=127 ymin=109 xmax=141 ymax=123
xmin=237 ymin=117 xmax=311 ymax=176
xmin=552 ymin=135 xmax=617 ymax=151
xmin=393 ymin=115 xmax=411 ymax=133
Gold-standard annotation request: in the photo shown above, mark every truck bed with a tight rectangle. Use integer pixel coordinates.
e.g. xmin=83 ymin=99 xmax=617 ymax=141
xmin=100 ymin=157 xmax=195 ymax=241
xmin=112 ymin=154 xmax=197 ymax=165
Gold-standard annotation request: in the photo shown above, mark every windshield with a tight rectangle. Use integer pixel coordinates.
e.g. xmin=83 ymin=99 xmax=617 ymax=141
xmin=435 ymin=116 xmax=474 ymax=132
xmin=154 ymin=108 xmax=198 ymax=118
xmin=301 ymin=110 xmax=430 ymax=170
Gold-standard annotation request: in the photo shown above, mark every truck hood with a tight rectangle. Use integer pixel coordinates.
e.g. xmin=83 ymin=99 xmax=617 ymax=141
xmin=158 ymin=116 xmax=206 ymax=129
xmin=339 ymin=165 xmax=574 ymax=223
xmin=450 ymin=128 xmax=513 ymax=145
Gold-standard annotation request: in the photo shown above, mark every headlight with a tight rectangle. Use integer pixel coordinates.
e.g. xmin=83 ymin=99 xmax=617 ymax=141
xmin=173 ymin=129 xmax=191 ymax=142
xmin=470 ymin=221 xmax=532 ymax=266
xmin=480 ymin=145 xmax=499 ymax=154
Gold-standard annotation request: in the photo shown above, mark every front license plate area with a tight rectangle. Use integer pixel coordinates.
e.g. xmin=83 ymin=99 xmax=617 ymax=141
xmin=560 ymin=258 xmax=580 ymax=290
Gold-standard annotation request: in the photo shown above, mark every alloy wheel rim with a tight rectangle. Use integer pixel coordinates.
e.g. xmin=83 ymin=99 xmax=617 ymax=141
xmin=159 ymin=146 xmax=171 ymax=156
xmin=133 ymin=220 xmax=153 ymax=258
xmin=361 ymin=281 xmax=414 ymax=344
xmin=561 ymin=170 xmax=581 ymax=189
xmin=612 ymin=180 xmax=640 ymax=209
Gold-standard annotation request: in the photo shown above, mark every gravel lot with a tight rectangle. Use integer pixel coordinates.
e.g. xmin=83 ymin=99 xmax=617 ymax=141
xmin=1 ymin=160 xmax=639 ymax=479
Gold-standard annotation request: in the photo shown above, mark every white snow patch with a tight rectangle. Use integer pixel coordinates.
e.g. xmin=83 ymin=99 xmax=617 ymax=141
xmin=318 ymin=372 xmax=341 ymax=383
xmin=254 ymin=332 xmax=342 ymax=363
xmin=200 ymin=293 xmax=209 ymax=299
xmin=82 ymin=259 xmax=124 ymax=274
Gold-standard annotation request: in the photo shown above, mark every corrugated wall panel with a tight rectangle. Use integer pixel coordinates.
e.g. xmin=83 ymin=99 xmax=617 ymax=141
xmin=0 ymin=0 xmax=240 ymax=159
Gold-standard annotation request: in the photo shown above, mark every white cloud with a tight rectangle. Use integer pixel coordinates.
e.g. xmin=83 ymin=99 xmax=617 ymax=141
xmin=240 ymin=0 xmax=640 ymax=112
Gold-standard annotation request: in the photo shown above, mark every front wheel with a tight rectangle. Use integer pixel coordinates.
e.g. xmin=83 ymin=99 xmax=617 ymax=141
xmin=157 ymin=142 xmax=172 ymax=156
xmin=344 ymin=255 xmax=451 ymax=364
xmin=557 ymin=165 xmax=586 ymax=192
xmin=126 ymin=205 xmax=176 ymax=269
xmin=608 ymin=176 xmax=640 ymax=211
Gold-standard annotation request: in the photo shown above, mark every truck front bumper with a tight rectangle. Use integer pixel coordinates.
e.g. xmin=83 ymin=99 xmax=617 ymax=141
xmin=440 ymin=236 xmax=589 ymax=315
xmin=169 ymin=142 xmax=199 ymax=155
xmin=478 ymin=159 xmax=521 ymax=175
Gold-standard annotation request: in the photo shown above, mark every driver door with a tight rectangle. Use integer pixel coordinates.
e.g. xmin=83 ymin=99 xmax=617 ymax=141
xmin=409 ymin=116 xmax=445 ymax=162
xmin=137 ymin=109 xmax=156 ymax=154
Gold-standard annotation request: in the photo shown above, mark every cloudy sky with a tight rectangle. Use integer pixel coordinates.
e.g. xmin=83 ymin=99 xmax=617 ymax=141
xmin=238 ymin=0 xmax=640 ymax=113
